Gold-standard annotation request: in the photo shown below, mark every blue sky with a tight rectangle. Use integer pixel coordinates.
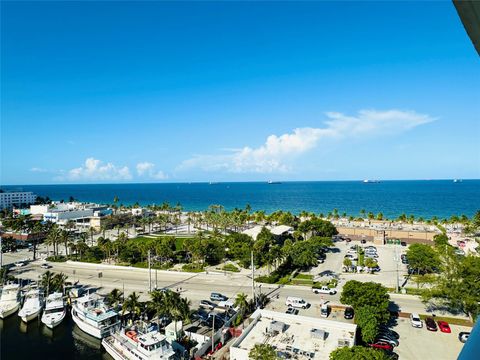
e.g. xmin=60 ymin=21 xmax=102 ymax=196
xmin=1 ymin=1 xmax=479 ymax=184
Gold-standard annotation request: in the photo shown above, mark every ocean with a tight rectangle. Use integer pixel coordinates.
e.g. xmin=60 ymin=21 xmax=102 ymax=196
xmin=2 ymin=180 xmax=479 ymax=219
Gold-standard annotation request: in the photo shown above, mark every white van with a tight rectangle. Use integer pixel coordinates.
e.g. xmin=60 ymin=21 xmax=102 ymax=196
xmin=285 ymin=297 xmax=310 ymax=309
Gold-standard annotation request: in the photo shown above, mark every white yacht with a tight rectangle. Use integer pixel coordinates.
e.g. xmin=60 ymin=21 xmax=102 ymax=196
xmin=102 ymin=324 xmax=176 ymax=360
xmin=0 ymin=283 xmax=21 ymax=318
xmin=41 ymin=292 xmax=66 ymax=328
xmin=71 ymin=293 xmax=120 ymax=339
xmin=18 ymin=288 xmax=44 ymax=322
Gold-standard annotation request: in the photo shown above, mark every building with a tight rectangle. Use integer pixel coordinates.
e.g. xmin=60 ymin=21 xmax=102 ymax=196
xmin=0 ymin=191 xmax=37 ymax=210
xmin=230 ymin=309 xmax=357 ymax=360
xmin=242 ymin=225 xmax=293 ymax=241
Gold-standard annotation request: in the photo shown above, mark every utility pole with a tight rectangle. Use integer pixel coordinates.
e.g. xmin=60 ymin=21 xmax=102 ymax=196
xmin=395 ymin=245 xmax=399 ymax=292
xmin=251 ymin=251 xmax=255 ymax=306
xmin=211 ymin=313 xmax=215 ymax=353
xmin=148 ymin=249 xmax=152 ymax=292
xmin=155 ymin=268 xmax=158 ymax=290
xmin=0 ymin=235 xmax=3 ymax=269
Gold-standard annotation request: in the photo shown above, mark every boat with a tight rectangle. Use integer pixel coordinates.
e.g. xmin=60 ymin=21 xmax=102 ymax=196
xmin=363 ymin=179 xmax=380 ymax=183
xmin=102 ymin=322 xmax=176 ymax=360
xmin=18 ymin=288 xmax=44 ymax=323
xmin=71 ymin=293 xmax=120 ymax=339
xmin=267 ymin=180 xmax=282 ymax=184
xmin=41 ymin=292 xmax=67 ymax=328
xmin=0 ymin=283 xmax=21 ymax=318
xmin=453 ymin=179 xmax=462 ymax=183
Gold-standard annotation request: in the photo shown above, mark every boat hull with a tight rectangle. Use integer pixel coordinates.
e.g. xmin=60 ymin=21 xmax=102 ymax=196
xmin=102 ymin=338 xmax=129 ymax=360
xmin=0 ymin=302 xmax=20 ymax=319
xmin=18 ymin=308 xmax=41 ymax=323
xmin=71 ymin=309 xmax=103 ymax=339
xmin=41 ymin=309 xmax=66 ymax=329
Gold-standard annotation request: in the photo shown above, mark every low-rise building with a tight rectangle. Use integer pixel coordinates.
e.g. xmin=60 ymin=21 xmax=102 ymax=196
xmin=242 ymin=225 xmax=293 ymax=241
xmin=230 ymin=309 xmax=357 ymax=360
xmin=0 ymin=191 xmax=37 ymax=210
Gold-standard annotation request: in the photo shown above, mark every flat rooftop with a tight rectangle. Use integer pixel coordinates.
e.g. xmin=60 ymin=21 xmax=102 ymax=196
xmin=231 ymin=310 xmax=356 ymax=360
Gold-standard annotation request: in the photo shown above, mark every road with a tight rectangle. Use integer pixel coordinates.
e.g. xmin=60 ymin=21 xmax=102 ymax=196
xmin=2 ymin=246 xmax=460 ymax=319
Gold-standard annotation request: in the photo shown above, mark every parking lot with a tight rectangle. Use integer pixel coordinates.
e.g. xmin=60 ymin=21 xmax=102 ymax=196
xmin=392 ymin=316 xmax=469 ymax=359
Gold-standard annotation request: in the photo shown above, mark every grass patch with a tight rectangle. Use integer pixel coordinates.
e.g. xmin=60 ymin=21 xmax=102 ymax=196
xmin=295 ymin=273 xmax=313 ymax=280
xmin=181 ymin=264 xmax=204 ymax=273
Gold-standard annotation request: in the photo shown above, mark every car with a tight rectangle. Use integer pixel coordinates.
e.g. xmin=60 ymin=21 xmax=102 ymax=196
xmin=193 ymin=309 xmax=209 ymax=322
xmin=368 ymin=341 xmax=393 ymax=351
xmin=285 ymin=297 xmax=310 ymax=309
xmin=285 ymin=307 xmax=299 ymax=315
xmin=203 ymin=315 xmax=224 ymax=329
xmin=312 ymin=286 xmax=337 ymax=295
xmin=40 ymin=263 xmax=52 ymax=269
xmin=378 ymin=326 xmax=400 ymax=340
xmin=425 ymin=317 xmax=438 ymax=331
xmin=365 ymin=253 xmax=379 ymax=259
xmin=210 ymin=292 xmax=228 ymax=301
xmin=344 ymin=307 xmax=354 ymax=319
xmin=200 ymin=300 xmax=217 ymax=309
xmin=345 ymin=238 xmax=352 ymax=243
xmin=371 ymin=265 xmax=381 ymax=272
xmin=376 ymin=335 xmax=399 ymax=347
xmin=458 ymin=332 xmax=470 ymax=343
xmin=457 ymin=240 xmax=466 ymax=247
xmin=344 ymin=254 xmax=358 ymax=260
xmin=454 ymin=248 xmax=465 ymax=256
xmin=437 ymin=321 xmax=451 ymax=333
xmin=361 ymin=239 xmax=367 ymax=244
xmin=14 ymin=261 xmax=26 ymax=267
xmin=410 ymin=313 xmax=423 ymax=328
xmin=401 ymin=241 xmax=407 ymax=246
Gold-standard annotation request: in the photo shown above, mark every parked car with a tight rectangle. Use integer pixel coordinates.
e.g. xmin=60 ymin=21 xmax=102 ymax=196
xmin=14 ymin=261 xmax=25 ymax=267
xmin=378 ymin=326 xmax=400 ymax=340
xmin=345 ymin=238 xmax=352 ymax=243
xmin=210 ymin=292 xmax=228 ymax=301
xmin=410 ymin=313 xmax=423 ymax=328
xmin=458 ymin=332 xmax=470 ymax=343
xmin=376 ymin=335 xmax=399 ymax=347
xmin=193 ymin=309 xmax=209 ymax=322
xmin=437 ymin=321 xmax=451 ymax=333
xmin=312 ymin=286 xmax=337 ymax=295
xmin=365 ymin=253 xmax=379 ymax=259
xmin=365 ymin=245 xmax=377 ymax=250
xmin=344 ymin=254 xmax=358 ymax=260
xmin=401 ymin=241 xmax=407 ymax=247
xmin=454 ymin=248 xmax=465 ymax=256
xmin=320 ymin=303 xmax=329 ymax=318
xmin=285 ymin=307 xmax=299 ymax=315
xmin=40 ymin=263 xmax=52 ymax=269
xmin=203 ymin=315 xmax=224 ymax=329
xmin=425 ymin=317 xmax=438 ymax=331
xmin=368 ymin=341 xmax=393 ymax=351
xmin=200 ymin=300 xmax=217 ymax=309
xmin=344 ymin=307 xmax=354 ymax=319
xmin=361 ymin=239 xmax=367 ymax=244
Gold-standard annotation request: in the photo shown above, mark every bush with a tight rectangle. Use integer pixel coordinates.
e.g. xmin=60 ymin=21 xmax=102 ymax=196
xmin=46 ymin=256 xmax=67 ymax=262
xmin=255 ymin=274 xmax=280 ymax=284
xmin=182 ymin=264 xmax=204 ymax=273
xmin=221 ymin=263 xmax=240 ymax=272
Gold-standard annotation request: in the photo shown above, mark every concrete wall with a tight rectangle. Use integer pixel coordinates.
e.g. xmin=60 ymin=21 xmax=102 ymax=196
xmin=337 ymin=226 xmax=437 ymax=243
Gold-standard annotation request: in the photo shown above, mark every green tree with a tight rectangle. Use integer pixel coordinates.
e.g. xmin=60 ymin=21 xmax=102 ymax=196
xmin=249 ymin=343 xmax=277 ymax=360
xmin=330 ymin=346 xmax=391 ymax=360
xmin=406 ymin=243 xmax=441 ymax=273
xmin=122 ymin=292 xmax=143 ymax=320
xmin=340 ymin=280 xmax=390 ymax=323
xmin=106 ymin=288 xmax=124 ymax=307
xmin=433 ymin=233 xmax=450 ymax=248
xmin=355 ymin=306 xmax=379 ymax=343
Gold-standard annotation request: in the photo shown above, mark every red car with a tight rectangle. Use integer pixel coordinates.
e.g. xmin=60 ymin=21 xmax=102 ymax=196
xmin=438 ymin=321 xmax=451 ymax=333
xmin=368 ymin=341 xmax=393 ymax=351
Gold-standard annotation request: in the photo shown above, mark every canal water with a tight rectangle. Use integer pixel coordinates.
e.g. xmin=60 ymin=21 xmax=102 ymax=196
xmin=0 ymin=312 xmax=106 ymax=359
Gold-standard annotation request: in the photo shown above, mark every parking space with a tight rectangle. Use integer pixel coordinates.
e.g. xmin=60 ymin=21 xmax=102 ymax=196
xmin=391 ymin=317 xmax=469 ymax=359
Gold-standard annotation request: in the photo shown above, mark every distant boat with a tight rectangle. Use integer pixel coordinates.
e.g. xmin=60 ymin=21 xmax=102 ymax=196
xmin=267 ymin=181 xmax=282 ymax=184
xmin=453 ymin=179 xmax=462 ymax=183
xmin=363 ymin=179 xmax=380 ymax=183
xmin=209 ymin=182 xmax=219 ymax=185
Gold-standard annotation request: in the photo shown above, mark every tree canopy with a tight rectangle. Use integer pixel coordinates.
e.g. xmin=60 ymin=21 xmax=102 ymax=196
xmin=406 ymin=244 xmax=441 ymax=273
xmin=330 ymin=346 xmax=392 ymax=360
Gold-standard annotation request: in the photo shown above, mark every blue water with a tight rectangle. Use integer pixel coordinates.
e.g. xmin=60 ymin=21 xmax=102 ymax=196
xmin=2 ymin=180 xmax=479 ymax=219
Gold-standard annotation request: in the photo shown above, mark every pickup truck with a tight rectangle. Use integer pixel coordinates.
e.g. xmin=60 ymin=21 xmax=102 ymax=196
xmin=312 ymin=286 xmax=337 ymax=295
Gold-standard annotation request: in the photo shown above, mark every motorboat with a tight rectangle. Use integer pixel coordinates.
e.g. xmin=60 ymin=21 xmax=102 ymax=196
xmin=71 ymin=293 xmax=120 ymax=339
xmin=102 ymin=322 xmax=176 ymax=360
xmin=0 ymin=283 xmax=21 ymax=318
xmin=41 ymin=292 xmax=66 ymax=328
xmin=18 ymin=288 xmax=44 ymax=322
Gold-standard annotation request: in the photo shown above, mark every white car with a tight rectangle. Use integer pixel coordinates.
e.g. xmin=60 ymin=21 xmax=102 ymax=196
xmin=410 ymin=313 xmax=423 ymax=328
xmin=14 ymin=262 xmax=26 ymax=267
xmin=344 ymin=254 xmax=358 ymax=260
xmin=312 ymin=286 xmax=337 ymax=295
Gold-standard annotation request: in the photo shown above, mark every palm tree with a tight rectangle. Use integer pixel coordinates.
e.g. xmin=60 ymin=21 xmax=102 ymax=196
xmin=249 ymin=344 xmax=277 ymax=360
xmin=122 ymin=292 xmax=143 ymax=320
xmin=106 ymin=288 xmax=124 ymax=308
xmin=60 ymin=229 xmax=71 ymax=257
xmin=234 ymin=293 xmax=249 ymax=317
xmin=76 ymin=241 xmax=89 ymax=260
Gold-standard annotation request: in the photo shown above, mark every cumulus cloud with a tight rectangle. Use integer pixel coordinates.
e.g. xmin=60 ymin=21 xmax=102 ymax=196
xmin=65 ymin=158 xmax=132 ymax=181
xmin=136 ymin=162 xmax=168 ymax=180
xmin=177 ymin=109 xmax=435 ymax=173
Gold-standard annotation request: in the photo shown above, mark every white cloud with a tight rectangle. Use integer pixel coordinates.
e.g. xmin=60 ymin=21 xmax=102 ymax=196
xmin=30 ymin=167 xmax=47 ymax=173
xmin=177 ymin=109 xmax=435 ymax=174
xmin=65 ymin=158 xmax=132 ymax=181
xmin=136 ymin=162 xmax=168 ymax=180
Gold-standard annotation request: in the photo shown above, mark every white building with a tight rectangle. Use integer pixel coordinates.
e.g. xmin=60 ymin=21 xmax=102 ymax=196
xmin=43 ymin=209 xmax=94 ymax=224
xmin=242 ymin=225 xmax=293 ymax=241
xmin=0 ymin=191 xmax=37 ymax=210
xmin=230 ymin=309 xmax=357 ymax=360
